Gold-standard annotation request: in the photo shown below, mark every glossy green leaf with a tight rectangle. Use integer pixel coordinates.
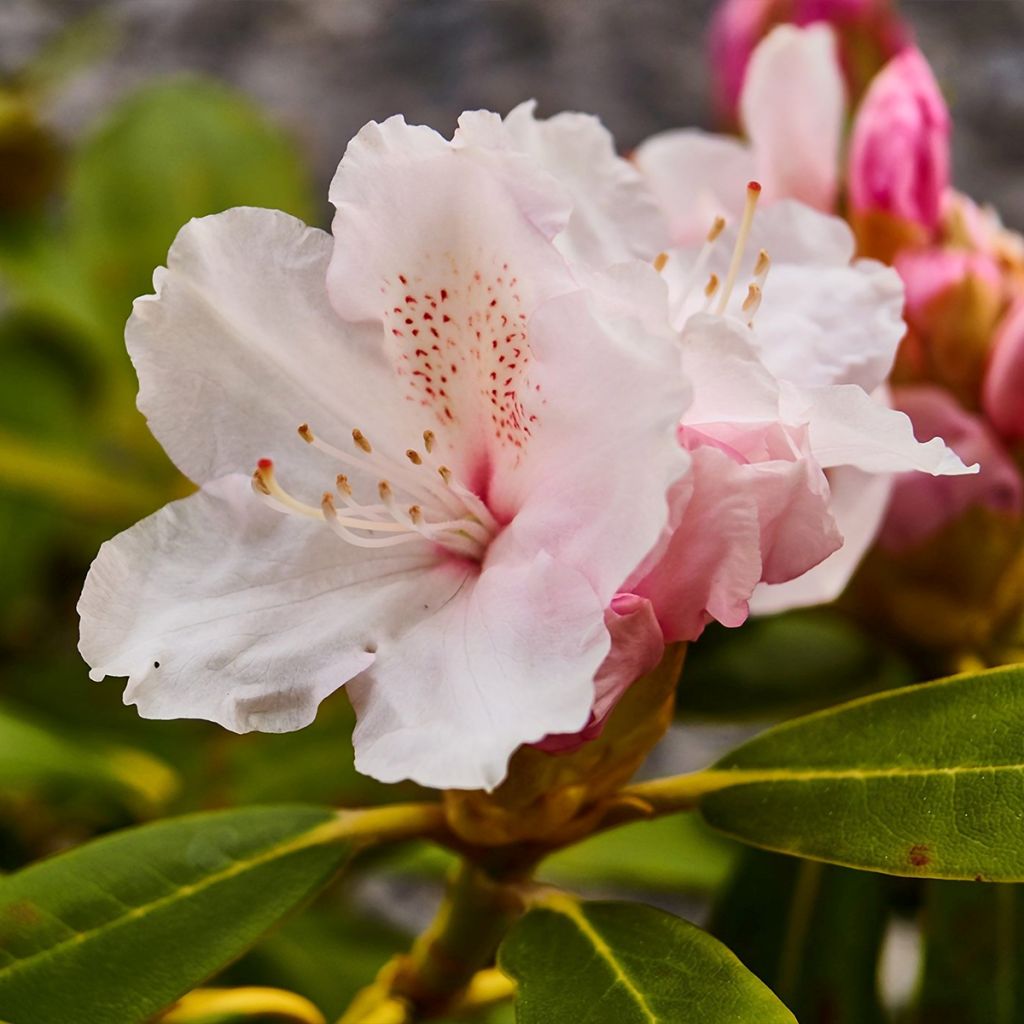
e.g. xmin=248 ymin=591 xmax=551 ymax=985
xmin=498 ymin=898 xmax=795 ymax=1023
xmin=699 ymin=665 xmax=1024 ymax=879
xmin=0 ymin=805 xmax=353 ymax=1024
xmin=917 ymin=881 xmax=1024 ymax=1023
xmin=680 ymin=610 xmax=911 ymax=718
xmin=711 ymin=849 xmax=889 ymax=1024
xmin=67 ymin=77 xmax=314 ymax=330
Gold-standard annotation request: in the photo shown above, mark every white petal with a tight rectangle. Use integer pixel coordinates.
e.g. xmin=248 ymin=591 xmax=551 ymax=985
xmin=327 ymin=114 xmax=578 ymax=485
xmin=633 ymin=129 xmax=755 ymax=244
xmin=496 ymin=100 xmax=670 ymax=266
xmin=349 ymin=549 xmax=609 ymax=791
xmin=750 ymin=467 xmax=893 ymax=614
xmin=741 ymin=24 xmax=845 ymax=210
xmin=493 ymin=289 xmax=692 ymax=601
xmin=670 ymin=202 xmax=905 ymax=391
xmin=785 ymin=382 xmax=977 ymax=475
xmin=79 ymin=475 xmax=449 ymax=733
xmin=127 ymin=208 xmax=411 ymax=491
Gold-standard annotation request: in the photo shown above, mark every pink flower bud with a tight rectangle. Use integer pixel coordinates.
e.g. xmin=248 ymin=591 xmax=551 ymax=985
xmin=984 ymin=298 xmax=1024 ymax=443
xmin=849 ymin=48 xmax=951 ymax=233
xmin=880 ymin=386 xmax=1022 ymax=552
xmin=709 ymin=0 xmax=909 ymax=125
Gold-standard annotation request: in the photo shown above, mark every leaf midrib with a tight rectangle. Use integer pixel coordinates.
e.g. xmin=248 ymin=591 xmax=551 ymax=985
xmin=545 ymin=896 xmax=658 ymax=1024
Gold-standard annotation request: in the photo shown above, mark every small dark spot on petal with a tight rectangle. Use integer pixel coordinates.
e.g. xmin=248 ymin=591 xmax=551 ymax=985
xmin=153 ymin=661 xmax=160 ymax=668
xmin=364 ymin=643 xmax=378 ymax=654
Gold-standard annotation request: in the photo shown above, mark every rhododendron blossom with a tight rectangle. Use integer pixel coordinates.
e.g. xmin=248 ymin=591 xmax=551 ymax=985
xmin=632 ymin=191 xmax=973 ymax=617
xmin=78 ymin=108 xmax=690 ymax=791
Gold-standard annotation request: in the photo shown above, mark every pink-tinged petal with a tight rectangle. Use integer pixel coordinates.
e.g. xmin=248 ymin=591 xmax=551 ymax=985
xmin=629 ymin=449 xmax=763 ymax=642
xmin=534 ymin=594 xmax=664 ymax=754
xmin=848 ymin=47 xmax=950 ymax=231
xmin=984 ymin=298 xmax=1024 ymax=442
xmin=784 ymin=380 xmax=975 ymax=475
xmin=326 ymin=115 xmax=578 ymax=488
xmin=740 ymin=24 xmax=845 ymax=211
xmin=495 ymin=101 xmax=670 ymax=266
xmin=633 ymin=129 xmax=756 ymax=244
xmin=881 ymin=386 xmax=1024 ymax=551
xmin=751 ymin=466 xmax=893 ymax=613
xmin=492 ymin=288 xmax=691 ymax=602
xmin=127 ymin=209 xmax=412 ymax=490
xmin=78 ymin=474 xmax=449 ymax=734
xmin=895 ymin=247 xmax=1002 ymax=324
xmin=348 ymin=550 xmax=609 ymax=790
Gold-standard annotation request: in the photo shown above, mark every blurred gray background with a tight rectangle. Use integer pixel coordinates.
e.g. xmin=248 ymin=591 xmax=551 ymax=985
xmin=2 ymin=0 xmax=1023 ymax=226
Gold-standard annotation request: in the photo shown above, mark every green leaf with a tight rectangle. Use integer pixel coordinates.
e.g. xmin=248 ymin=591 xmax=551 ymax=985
xmin=67 ymin=77 xmax=314 ymax=331
xmin=680 ymin=610 xmax=911 ymax=718
xmin=539 ymin=814 xmax=738 ymax=892
xmin=916 ymin=881 xmax=1024 ymax=1023
xmin=0 ymin=805 xmax=353 ymax=1024
xmin=498 ymin=897 xmax=795 ymax=1023
xmin=696 ymin=664 xmax=1024 ymax=879
xmin=710 ymin=849 xmax=889 ymax=1024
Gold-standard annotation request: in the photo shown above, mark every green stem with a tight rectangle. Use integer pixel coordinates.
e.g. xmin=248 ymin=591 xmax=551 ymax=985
xmin=390 ymin=860 xmax=523 ymax=1012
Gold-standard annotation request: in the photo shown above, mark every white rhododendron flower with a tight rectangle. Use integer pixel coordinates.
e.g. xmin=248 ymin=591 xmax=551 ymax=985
xmin=78 ymin=108 xmax=690 ymax=791
xmin=78 ymin=102 xmax=970 ymax=791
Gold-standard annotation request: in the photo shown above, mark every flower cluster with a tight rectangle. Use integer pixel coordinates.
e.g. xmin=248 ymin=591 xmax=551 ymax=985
xmin=78 ymin=98 xmax=970 ymax=791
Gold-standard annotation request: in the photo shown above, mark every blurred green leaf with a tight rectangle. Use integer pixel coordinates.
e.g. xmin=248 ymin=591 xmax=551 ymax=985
xmin=499 ymin=897 xmax=795 ymax=1023
xmin=0 ymin=805 xmax=352 ymax=1024
xmin=710 ymin=849 xmax=889 ymax=1024
xmin=0 ymin=699 xmax=177 ymax=816
xmin=680 ymin=610 xmax=912 ymax=719
xmin=67 ymin=77 xmax=315 ymax=333
xmin=917 ymin=881 xmax=1024 ymax=1023
xmin=540 ymin=813 xmax=738 ymax=892
xmin=699 ymin=664 xmax=1024 ymax=879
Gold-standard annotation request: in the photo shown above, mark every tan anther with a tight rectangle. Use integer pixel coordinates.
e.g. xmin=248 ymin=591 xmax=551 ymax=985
xmin=704 ymin=273 xmax=720 ymax=298
xmin=297 ymin=423 xmax=314 ymax=443
xmin=653 ymin=251 xmax=669 ymax=273
xmin=423 ymin=430 xmax=436 ymax=453
xmin=409 ymin=505 xmax=423 ymax=524
xmin=742 ymin=283 xmax=762 ymax=314
xmin=753 ymin=249 xmax=770 ymax=278
xmin=406 ymin=449 xmax=423 ymax=465
xmin=437 ymin=465 xmax=453 ymax=485
xmin=708 ymin=215 xmax=726 ymax=242
xmin=336 ymin=474 xmax=352 ymax=496
xmin=353 ymin=428 xmax=372 ymax=454
xmin=378 ymin=480 xmax=393 ymax=503
xmin=321 ymin=491 xmax=337 ymax=513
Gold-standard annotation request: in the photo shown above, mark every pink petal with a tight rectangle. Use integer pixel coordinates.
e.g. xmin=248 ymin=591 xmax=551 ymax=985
xmin=984 ymin=298 xmax=1024 ymax=443
xmin=880 ymin=386 xmax=1023 ymax=551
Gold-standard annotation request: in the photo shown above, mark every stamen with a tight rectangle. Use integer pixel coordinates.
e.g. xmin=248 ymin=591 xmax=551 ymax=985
xmin=423 ymin=430 xmax=436 ymax=453
xmin=753 ymin=248 xmax=770 ymax=282
xmin=704 ymin=273 xmax=720 ymax=298
xmin=438 ymin=465 xmax=453 ymax=485
xmin=378 ymin=480 xmax=393 ymax=504
xmin=251 ymin=459 xmax=321 ymax=519
xmin=336 ymin=473 xmax=352 ymax=496
xmin=653 ymin=251 xmax=669 ymax=273
xmin=321 ymin=493 xmax=422 ymax=548
xmin=674 ymin=215 xmax=729 ymax=329
xmin=742 ymin=283 xmax=763 ymax=323
xmin=298 ymin=423 xmax=314 ymax=443
xmin=409 ymin=505 xmax=423 ymax=524
xmin=715 ymin=181 xmax=761 ymax=316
